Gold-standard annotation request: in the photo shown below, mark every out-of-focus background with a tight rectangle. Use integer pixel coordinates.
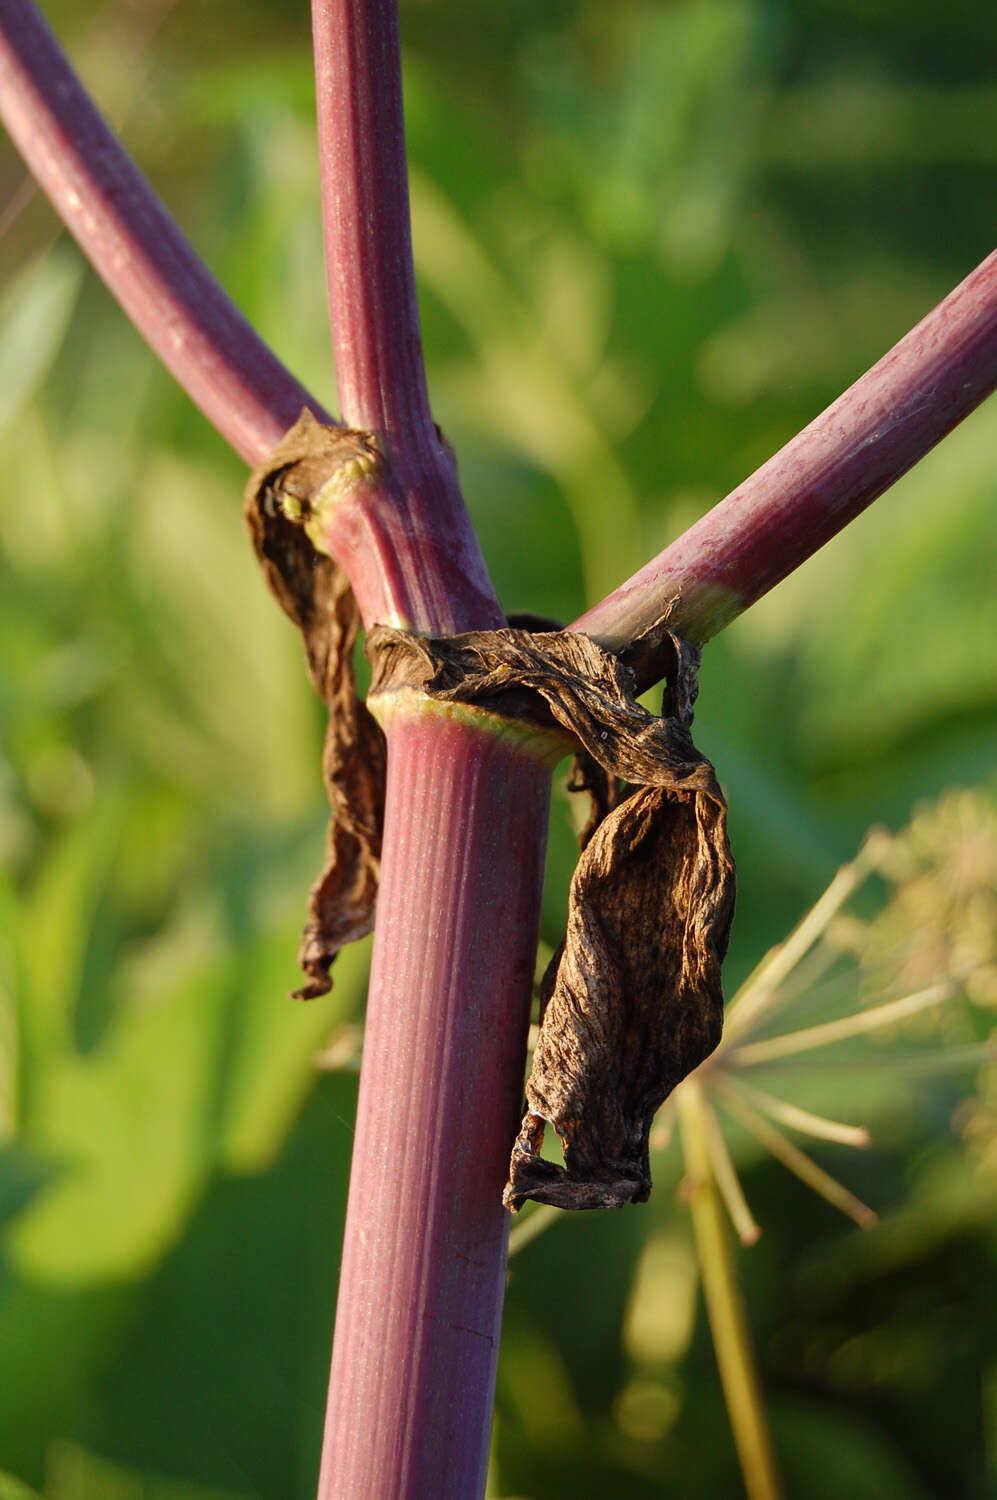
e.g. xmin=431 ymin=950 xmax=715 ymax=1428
xmin=1 ymin=1 xmax=995 ymax=1496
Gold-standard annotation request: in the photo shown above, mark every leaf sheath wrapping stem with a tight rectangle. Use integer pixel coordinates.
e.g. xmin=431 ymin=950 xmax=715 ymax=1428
xmin=366 ymin=626 xmax=735 ymax=1211
xmin=245 ymin=413 xmax=734 ymax=1209
xmin=244 ymin=413 xmax=385 ymax=998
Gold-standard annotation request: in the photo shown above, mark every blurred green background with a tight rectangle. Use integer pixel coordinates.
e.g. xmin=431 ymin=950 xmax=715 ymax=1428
xmin=1 ymin=1 xmax=995 ymax=1496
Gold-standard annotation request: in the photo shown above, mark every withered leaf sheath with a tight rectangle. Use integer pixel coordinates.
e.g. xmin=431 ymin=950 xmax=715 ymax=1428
xmin=367 ymin=626 xmax=736 ymax=1211
xmin=244 ymin=412 xmax=385 ymax=998
xmin=245 ymin=414 xmax=732 ymax=1204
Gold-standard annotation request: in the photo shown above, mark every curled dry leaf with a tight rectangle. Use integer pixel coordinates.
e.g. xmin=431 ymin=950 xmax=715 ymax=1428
xmin=244 ymin=410 xmax=386 ymax=998
xmin=245 ymin=413 xmax=733 ymax=1205
xmin=367 ymin=625 xmax=736 ymax=1211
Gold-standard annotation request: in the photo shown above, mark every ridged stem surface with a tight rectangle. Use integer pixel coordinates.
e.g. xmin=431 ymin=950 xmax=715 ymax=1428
xmin=310 ymin=0 xmax=502 ymax=634
xmin=318 ymin=705 xmax=555 ymax=1500
xmin=311 ymin=0 xmax=429 ymax=440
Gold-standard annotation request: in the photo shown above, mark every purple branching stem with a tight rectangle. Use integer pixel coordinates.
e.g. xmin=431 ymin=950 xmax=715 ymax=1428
xmin=311 ymin=0 xmax=428 ymax=440
xmin=319 ymin=705 xmax=558 ymax=1500
xmin=575 ymin=248 xmax=997 ymax=659
xmin=0 ymin=0 xmax=328 ymax=466
xmin=7 ymin=8 xmax=997 ymax=1499
xmin=310 ymin=0 xmax=501 ymax=635
xmin=2 ymin=7 xmax=547 ymax=1496
xmin=309 ymin=6 xmax=548 ymax=1499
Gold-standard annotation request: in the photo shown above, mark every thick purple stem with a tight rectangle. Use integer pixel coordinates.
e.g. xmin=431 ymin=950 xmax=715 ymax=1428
xmin=318 ymin=706 xmax=555 ymax=1500
xmin=575 ymin=248 xmax=997 ymax=654
xmin=311 ymin=0 xmax=429 ymax=440
xmin=309 ymin=6 xmax=538 ymax=1498
xmin=0 ymin=0 xmax=328 ymax=466
xmin=310 ymin=0 xmax=501 ymax=634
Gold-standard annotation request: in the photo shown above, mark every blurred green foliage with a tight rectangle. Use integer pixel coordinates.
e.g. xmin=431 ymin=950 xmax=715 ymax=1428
xmin=1 ymin=0 xmax=995 ymax=1496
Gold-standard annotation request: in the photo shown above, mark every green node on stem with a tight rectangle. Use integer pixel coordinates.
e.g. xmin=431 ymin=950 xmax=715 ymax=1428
xmin=368 ymin=683 xmax=571 ymax=766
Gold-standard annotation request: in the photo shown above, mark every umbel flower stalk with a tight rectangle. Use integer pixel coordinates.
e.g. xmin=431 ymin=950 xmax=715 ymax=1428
xmin=2 ymin=3 xmax=997 ymax=1498
xmin=511 ymin=796 xmax=995 ymax=1497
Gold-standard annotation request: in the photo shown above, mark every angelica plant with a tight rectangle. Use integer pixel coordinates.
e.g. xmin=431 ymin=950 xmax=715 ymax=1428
xmin=1 ymin=3 xmax=995 ymax=1498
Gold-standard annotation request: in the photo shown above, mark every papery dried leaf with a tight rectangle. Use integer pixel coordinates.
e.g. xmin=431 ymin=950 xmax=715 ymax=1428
xmin=245 ymin=410 xmax=386 ymax=998
xmin=508 ymin=779 xmax=732 ymax=1209
xmin=246 ymin=430 xmax=733 ymax=1195
xmin=366 ymin=624 xmax=735 ymax=1210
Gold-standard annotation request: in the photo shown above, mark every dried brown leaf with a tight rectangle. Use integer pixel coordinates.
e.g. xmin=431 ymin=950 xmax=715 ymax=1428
xmin=244 ymin=411 xmax=386 ymax=998
xmin=367 ymin=625 xmax=735 ymax=1210
xmin=244 ymin=425 xmax=733 ymax=1196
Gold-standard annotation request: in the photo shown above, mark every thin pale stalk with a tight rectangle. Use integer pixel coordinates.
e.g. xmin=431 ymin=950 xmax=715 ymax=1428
xmin=723 ymin=840 xmax=879 ymax=1041
xmin=507 ymin=1203 xmax=562 ymax=1257
xmin=730 ymin=981 xmax=956 ymax=1067
xmin=649 ymin=1100 xmax=676 ymax=1154
xmin=698 ymin=1090 xmax=762 ymax=1246
xmin=0 ymin=162 xmax=36 ymax=237
xmin=714 ymin=1083 xmax=877 ymax=1229
xmin=0 ymin=0 xmax=327 ymax=466
xmin=317 ymin=705 xmax=556 ymax=1500
xmin=818 ymin=1042 xmax=995 ymax=1075
xmin=723 ymin=1077 xmax=870 ymax=1149
xmin=749 ymin=1042 xmax=995 ymax=1075
xmin=575 ymin=249 xmax=997 ymax=658
xmin=677 ymin=1081 xmax=782 ymax=1500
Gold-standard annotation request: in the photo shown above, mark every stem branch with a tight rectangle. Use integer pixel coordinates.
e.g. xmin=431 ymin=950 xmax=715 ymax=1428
xmin=575 ymin=249 xmax=997 ymax=654
xmin=311 ymin=0 xmax=429 ymax=441
xmin=0 ymin=0 xmax=327 ymax=466
xmin=309 ymin=0 xmax=502 ymax=634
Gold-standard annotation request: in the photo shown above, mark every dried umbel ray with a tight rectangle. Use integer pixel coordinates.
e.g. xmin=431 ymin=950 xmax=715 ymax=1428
xmin=245 ymin=412 xmax=735 ymax=1210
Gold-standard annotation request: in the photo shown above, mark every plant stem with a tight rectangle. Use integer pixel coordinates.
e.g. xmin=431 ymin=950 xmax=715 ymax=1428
xmin=677 ymin=1080 xmax=783 ymax=1500
xmin=310 ymin=0 xmax=501 ymax=634
xmin=307 ymin=9 xmax=544 ymax=1493
xmin=0 ymin=0 xmax=327 ymax=467
xmin=729 ymin=980 xmax=955 ymax=1067
xmin=311 ymin=0 xmax=429 ymax=441
xmin=575 ymin=249 xmax=997 ymax=655
xmin=7 ymin=2 xmax=996 ymax=653
xmin=711 ymin=1083 xmax=877 ymax=1231
xmin=317 ymin=702 xmax=557 ymax=1500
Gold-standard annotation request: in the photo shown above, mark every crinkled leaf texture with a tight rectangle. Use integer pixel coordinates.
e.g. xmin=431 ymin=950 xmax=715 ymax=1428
xmin=245 ymin=414 xmax=733 ymax=1209
xmin=367 ymin=625 xmax=735 ymax=1211
xmin=244 ymin=412 xmax=384 ymax=999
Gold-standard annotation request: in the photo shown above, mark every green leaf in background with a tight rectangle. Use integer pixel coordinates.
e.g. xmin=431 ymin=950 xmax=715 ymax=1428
xmin=0 ymin=252 xmax=83 ymax=436
xmin=8 ymin=956 xmax=238 ymax=1284
xmin=0 ymin=1471 xmax=42 ymax=1500
xmin=215 ymin=932 xmax=371 ymax=1176
xmin=3 ymin=799 xmax=127 ymax=1117
xmin=43 ymin=1443 xmax=250 ymax=1500
xmin=2 ymin=816 xmax=366 ymax=1283
xmin=771 ymin=1400 xmax=932 ymax=1500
